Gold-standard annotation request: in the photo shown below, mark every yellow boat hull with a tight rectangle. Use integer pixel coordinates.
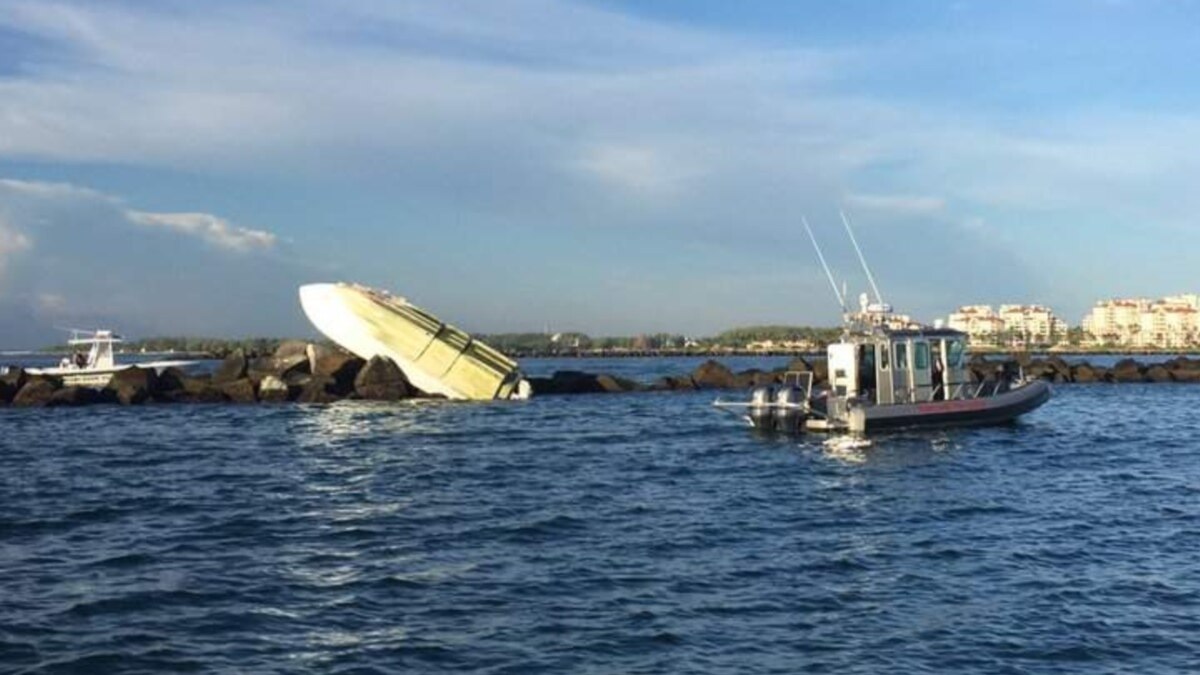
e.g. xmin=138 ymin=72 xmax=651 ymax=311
xmin=299 ymin=283 xmax=527 ymax=400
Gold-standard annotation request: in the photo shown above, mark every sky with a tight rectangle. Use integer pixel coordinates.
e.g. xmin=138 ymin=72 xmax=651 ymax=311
xmin=1 ymin=0 xmax=1199 ymax=346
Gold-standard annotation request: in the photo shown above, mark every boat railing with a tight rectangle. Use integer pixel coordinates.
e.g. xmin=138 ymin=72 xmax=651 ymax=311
xmin=782 ymin=370 xmax=815 ymax=401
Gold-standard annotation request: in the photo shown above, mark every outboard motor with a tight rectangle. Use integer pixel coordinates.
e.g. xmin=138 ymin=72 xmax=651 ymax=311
xmin=773 ymin=385 xmax=804 ymax=433
xmin=749 ymin=386 xmax=775 ymax=429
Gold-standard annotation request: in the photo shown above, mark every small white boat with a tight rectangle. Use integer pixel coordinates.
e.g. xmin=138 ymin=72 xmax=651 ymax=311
xmin=25 ymin=330 xmax=197 ymax=387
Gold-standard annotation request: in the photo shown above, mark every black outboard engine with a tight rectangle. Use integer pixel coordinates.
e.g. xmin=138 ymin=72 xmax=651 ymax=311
xmin=773 ymin=385 xmax=805 ymax=433
xmin=749 ymin=386 xmax=775 ymax=429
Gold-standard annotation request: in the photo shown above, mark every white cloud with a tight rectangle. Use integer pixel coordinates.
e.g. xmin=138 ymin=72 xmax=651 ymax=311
xmin=0 ymin=217 xmax=32 ymax=270
xmin=574 ymin=143 xmax=704 ymax=197
xmin=844 ymin=192 xmax=946 ymax=215
xmin=128 ymin=211 xmax=277 ymax=252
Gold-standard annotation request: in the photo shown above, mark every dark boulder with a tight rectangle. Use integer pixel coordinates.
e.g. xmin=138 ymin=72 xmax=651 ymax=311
xmin=650 ymin=375 xmax=696 ymax=391
xmin=213 ymin=349 xmax=248 ymax=384
xmin=220 ymin=378 xmax=257 ymax=403
xmin=1044 ymin=357 xmax=1072 ymax=379
xmin=1023 ymin=361 xmax=1048 ymax=380
xmin=1171 ymin=368 xmax=1200 ymax=383
xmin=168 ymin=386 xmax=228 ymax=404
xmin=1110 ymin=359 xmax=1144 ymax=383
xmin=274 ymin=340 xmax=311 ymax=360
xmin=1071 ymin=363 xmax=1102 ymax=383
xmin=156 ymin=372 xmax=226 ymax=403
xmin=309 ymin=349 xmax=364 ymax=394
xmin=257 ymin=375 xmax=291 ymax=403
xmin=247 ymin=353 xmax=310 ymax=384
xmin=1167 ymin=356 xmax=1200 ymax=370
xmin=1146 ymin=364 xmax=1172 ymax=383
xmin=529 ymin=371 xmax=605 ymax=395
xmin=297 ymin=376 xmax=341 ymax=403
xmin=1025 ymin=361 xmax=1059 ymax=382
xmin=353 ymin=356 xmax=412 ymax=401
xmin=691 ymin=360 xmax=737 ymax=389
xmin=0 ymin=379 xmax=15 ymax=405
xmin=594 ymin=373 xmax=641 ymax=393
xmin=48 ymin=386 xmax=105 ymax=407
xmin=157 ymin=367 xmax=189 ymax=394
xmin=106 ymin=367 xmax=160 ymax=405
xmin=1 ymin=366 xmax=29 ymax=392
xmin=735 ymin=369 xmax=781 ymax=388
xmin=13 ymin=379 xmax=59 ymax=407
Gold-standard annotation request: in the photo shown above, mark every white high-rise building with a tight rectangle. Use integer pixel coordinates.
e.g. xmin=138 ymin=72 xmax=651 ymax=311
xmin=997 ymin=305 xmax=1067 ymax=343
xmin=1082 ymin=295 xmax=1200 ymax=348
xmin=947 ymin=304 xmax=1066 ymax=346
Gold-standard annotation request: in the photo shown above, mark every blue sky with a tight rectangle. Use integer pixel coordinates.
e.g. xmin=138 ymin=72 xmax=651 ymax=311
xmin=0 ymin=0 xmax=1198 ymax=346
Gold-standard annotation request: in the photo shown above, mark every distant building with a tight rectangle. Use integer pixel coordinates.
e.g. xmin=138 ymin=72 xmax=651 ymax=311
xmin=1083 ymin=295 xmax=1200 ymax=348
xmin=746 ymin=339 xmax=817 ymax=352
xmin=947 ymin=304 xmax=1067 ymax=346
xmin=947 ymin=305 xmax=1006 ymax=344
xmin=998 ymin=304 xmax=1067 ymax=344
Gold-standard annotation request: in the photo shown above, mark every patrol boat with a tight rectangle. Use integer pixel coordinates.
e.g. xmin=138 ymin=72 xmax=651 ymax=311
xmin=713 ymin=215 xmax=1052 ymax=434
xmin=24 ymin=330 xmax=197 ymax=387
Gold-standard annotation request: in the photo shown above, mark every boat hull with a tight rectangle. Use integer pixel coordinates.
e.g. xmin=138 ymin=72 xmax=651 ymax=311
xmin=26 ymin=360 xmax=198 ymax=388
xmin=851 ymin=379 xmax=1052 ymax=432
xmin=299 ymin=283 xmax=526 ymax=401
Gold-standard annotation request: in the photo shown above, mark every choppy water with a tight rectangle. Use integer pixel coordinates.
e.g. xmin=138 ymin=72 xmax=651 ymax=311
xmin=3 ymin=357 xmax=1200 ymax=674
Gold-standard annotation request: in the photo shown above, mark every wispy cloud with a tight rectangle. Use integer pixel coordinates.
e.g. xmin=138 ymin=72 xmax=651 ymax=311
xmin=0 ymin=216 xmax=32 ymax=270
xmin=127 ymin=211 xmax=276 ymax=252
xmin=844 ymin=192 xmax=947 ymax=215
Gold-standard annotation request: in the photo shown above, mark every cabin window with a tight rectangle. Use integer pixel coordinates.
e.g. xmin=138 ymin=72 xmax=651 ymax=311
xmin=894 ymin=342 xmax=908 ymax=370
xmin=879 ymin=345 xmax=890 ymax=370
xmin=915 ymin=342 xmax=929 ymax=370
xmin=947 ymin=339 xmax=964 ymax=368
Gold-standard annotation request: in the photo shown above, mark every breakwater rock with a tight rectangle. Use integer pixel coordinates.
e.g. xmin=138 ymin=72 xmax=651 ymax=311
xmin=0 ymin=343 xmax=421 ymax=408
xmin=526 ymin=358 xmax=824 ymax=395
xmin=528 ymin=355 xmax=1200 ymax=396
xmin=973 ymin=355 xmax=1200 ymax=384
xmin=4 ymin=354 xmax=1197 ymax=408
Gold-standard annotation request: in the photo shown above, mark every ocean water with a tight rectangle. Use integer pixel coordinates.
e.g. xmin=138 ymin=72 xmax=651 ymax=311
xmin=2 ymin=357 xmax=1199 ymax=674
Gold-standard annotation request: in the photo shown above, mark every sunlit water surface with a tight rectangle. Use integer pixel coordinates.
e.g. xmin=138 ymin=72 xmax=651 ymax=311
xmin=2 ymin=357 xmax=1199 ymax=673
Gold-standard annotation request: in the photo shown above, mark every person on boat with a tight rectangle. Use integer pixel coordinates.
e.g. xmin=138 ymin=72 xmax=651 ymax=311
xmin=994 ymin=362 xmax=1015 ymax=393
xmin=932 ymin=357 xmax=945 ymax=401
xmin=74 ymin=352 xmax=87 ymax=368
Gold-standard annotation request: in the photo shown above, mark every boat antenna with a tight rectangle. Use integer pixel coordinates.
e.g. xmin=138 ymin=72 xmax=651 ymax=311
xmin=802 ymin=216 xmax=846 ymax=312
xmin=839 ymin=209 xmax=885 ymax=306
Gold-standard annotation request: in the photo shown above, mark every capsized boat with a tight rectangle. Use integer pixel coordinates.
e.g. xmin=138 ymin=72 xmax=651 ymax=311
xmin=25 ymin=330 xmax=198 ymax=387
xmin=299 ymin=283 xmax=530 ymax=400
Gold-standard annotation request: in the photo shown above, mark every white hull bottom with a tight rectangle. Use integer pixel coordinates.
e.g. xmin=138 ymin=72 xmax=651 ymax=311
xmin=299 ymin=283 xmax=527 ymax=401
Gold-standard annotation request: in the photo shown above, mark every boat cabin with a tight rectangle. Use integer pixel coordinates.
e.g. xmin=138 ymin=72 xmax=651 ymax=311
xmin=827 ymin=328 xmax=970 ymax=406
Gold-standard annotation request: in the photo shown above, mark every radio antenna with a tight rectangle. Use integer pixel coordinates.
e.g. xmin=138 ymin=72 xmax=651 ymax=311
xmin=839 ymin=210 xmax=885 ymax=305
xmin=802 ymin=216 xmax=845 ymax=312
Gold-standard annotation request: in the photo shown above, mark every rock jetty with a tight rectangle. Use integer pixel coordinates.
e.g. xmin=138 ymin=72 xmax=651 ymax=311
xmin=2 ymin=352 xmax=1197 ymax=408
xmin=0 ymin=342 xmax=417 ymax=408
